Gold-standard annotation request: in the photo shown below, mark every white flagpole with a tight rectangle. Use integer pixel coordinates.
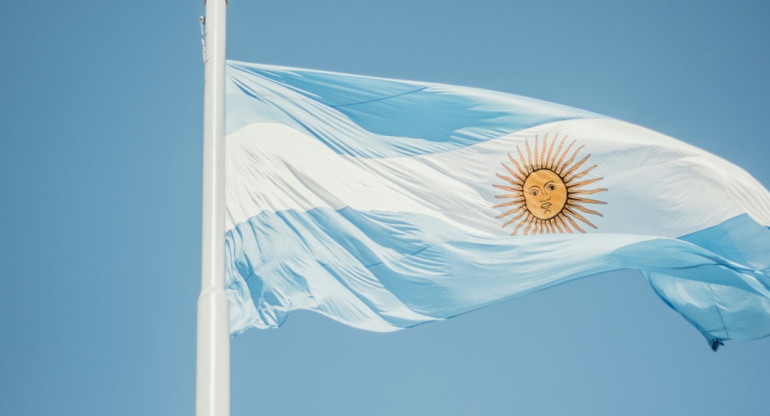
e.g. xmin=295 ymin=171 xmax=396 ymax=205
xmin=197 ymin=0 xmax=229 ymax=415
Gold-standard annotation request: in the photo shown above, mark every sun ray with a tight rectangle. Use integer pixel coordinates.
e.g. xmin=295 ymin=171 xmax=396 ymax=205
xmin=545 ymin=133 xmax=557 ymax=169
xmin=495 ymin=193 xmax=522 ymax=199
xmin=569 ymin=197 xmax=607 ymax=205
xmin=553 ymin=139 xmax=576 ymax=173
xmin=496 ymin=173 xmax=520 ymax=186
xmin=494 ymin=200 xmax=524 ymax=210
xmin=565 ymin=164 xmax=597 ymax=184
xmin=502 ymin=209 xmax=528 ymax=226
xmin=508 ymin=154 xmax=528 ymax=179
xmin=569 ymin=204 xmax=604 ymax=217
xmin=517 ymin=146 xmax=530 ymax=171
xmin=568 ymin=177 xmax=604 ymax=189
xmin=495 ymin=202 xmax=523 ymax=212
xmin=561 ymin=154 xmax=591 ymax=180
xmin=570 ymin=188 xmax=607 ymax=195
xmin=511 ymin=216 xmax=529 ymax=235
xmin=557 ymin=145 xmax=585 ymax=175
xmin=549 ymin=135 xmax=567 ymax=169
xmin=493 ymin=184 xmax=522 ymax=193
xmin=502 ymin=162 xmax=526 ymax=183
xmin=555 ymin=215 xmax=573 ymax=233
xmin=564 ymin=207 xmax=598 ymax=229
xmin=523 ymin=218 xmax=535 ymax=235
xmin=552 ymin=217 xmax=565 ymax=233
xmin=497 ymin=207 xmax=522 ymax=218
xmin=525 ymin=141 xmax=534 ymax=171
xmin=562 ymin=213 xmax=586 ymax=233
xmin=540 ymin=134 xmax=548 ymax=168
xmin=533 ymin=136 xmax=540 ymax=169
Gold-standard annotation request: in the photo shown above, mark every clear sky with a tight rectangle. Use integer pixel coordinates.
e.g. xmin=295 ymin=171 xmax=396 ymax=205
xmin=1 ymin=1 xmax=769 ymax=415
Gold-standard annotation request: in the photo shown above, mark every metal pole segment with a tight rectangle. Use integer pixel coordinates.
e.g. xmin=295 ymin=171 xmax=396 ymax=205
xmin=197 ymin=0 xmax=229 ymax=415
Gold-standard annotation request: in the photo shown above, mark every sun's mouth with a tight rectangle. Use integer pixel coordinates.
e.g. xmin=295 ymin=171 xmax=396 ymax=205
xmin=540 ymin=202 xmax=552 ymax=210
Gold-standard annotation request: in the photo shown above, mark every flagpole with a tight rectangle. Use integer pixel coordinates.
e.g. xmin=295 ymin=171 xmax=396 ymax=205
xmin=197 ymin=0 xmax=229 ymax=415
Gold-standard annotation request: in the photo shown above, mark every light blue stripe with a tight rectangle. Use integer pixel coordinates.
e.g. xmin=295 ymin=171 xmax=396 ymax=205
xmin=226 ymin=61 xmax=602 ymax=158
xmin=225 ymin=208 xmax=770 ymax=341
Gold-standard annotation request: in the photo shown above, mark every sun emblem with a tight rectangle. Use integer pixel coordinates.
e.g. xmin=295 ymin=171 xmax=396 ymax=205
xmin=493 ymin=133 xmax=607 ymax=235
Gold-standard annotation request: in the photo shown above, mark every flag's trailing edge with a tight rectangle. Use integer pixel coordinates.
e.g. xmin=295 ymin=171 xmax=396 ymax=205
xmin=223 ymin=60 xmax=770 ymax=345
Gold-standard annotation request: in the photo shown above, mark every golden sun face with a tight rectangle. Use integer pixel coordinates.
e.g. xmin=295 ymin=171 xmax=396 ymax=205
xmin=523 ymin=169 xmax=567 ymax=220
xmin=493 ymin=133 xmax=607 ymax=235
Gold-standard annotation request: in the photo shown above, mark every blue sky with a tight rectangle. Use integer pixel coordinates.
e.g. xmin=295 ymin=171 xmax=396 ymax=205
xmin=1 ymin=1 xmax=769 ymax=415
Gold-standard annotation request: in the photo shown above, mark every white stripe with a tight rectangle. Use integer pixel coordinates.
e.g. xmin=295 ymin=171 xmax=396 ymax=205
xmin=225 ymin=118 xmax=770 ymax=236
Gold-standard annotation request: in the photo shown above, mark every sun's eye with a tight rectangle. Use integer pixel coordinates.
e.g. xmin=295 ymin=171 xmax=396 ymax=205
xmin=529 ymin=189 xmax=539 ymax=196
xmin=547 ymin=184 xmax=557 ymax=191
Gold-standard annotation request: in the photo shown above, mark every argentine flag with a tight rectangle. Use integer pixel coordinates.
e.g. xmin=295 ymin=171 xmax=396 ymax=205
xmin=224 ymin=61 xmax=770 ymax=346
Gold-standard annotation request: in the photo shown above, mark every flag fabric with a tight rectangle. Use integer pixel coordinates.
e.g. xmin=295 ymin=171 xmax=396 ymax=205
xmin=223 ymin=60 xmax=770 ymax=345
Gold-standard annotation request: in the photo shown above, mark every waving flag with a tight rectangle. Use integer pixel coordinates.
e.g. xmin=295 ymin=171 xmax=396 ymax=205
xmin=223 ymin=60 xmax=770 ymax=346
